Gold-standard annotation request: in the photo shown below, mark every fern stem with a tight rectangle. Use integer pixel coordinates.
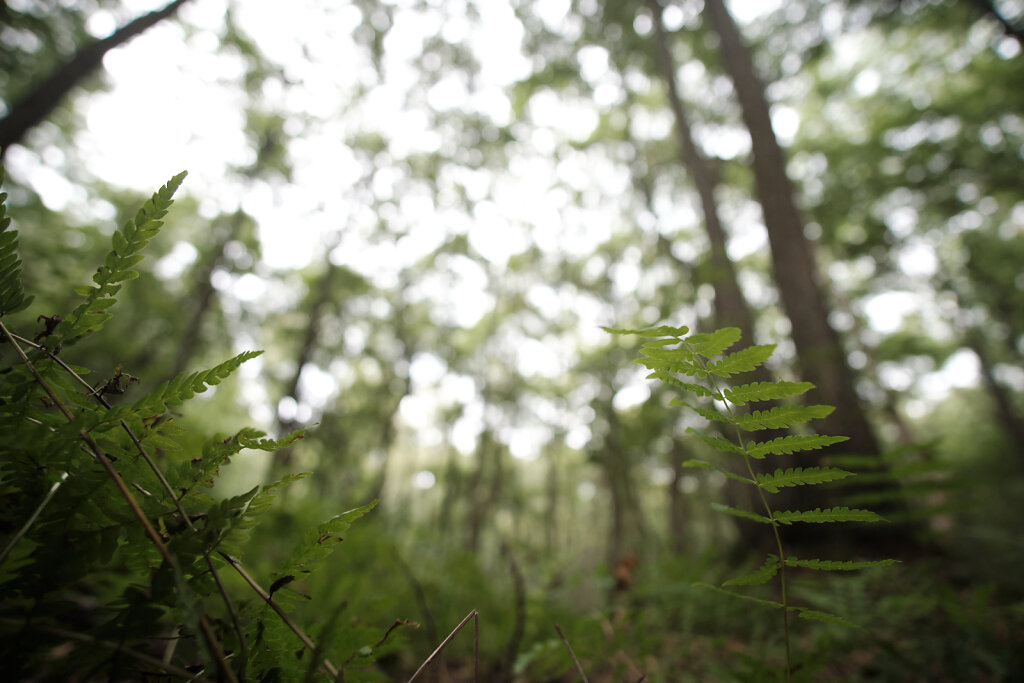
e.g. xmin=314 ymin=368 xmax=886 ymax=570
xmin=686 ymin=340 xmax=792 ymax=681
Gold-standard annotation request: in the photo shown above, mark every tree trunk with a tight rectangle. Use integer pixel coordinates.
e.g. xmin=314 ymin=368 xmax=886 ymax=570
xmin=648 ymin=0 xmax=758 ymax=342
xmin=168 ymin=211 xmax=245 ymax=380
xmin=703 ymin=0 xmax=880 ymax=458
xmin=271 ymin=259 xmax=338 ymax=470
xmin=968 ymin=331 xmax=1024 ymax=451
xmin=0 ymin=0 xmax=192 ymax=156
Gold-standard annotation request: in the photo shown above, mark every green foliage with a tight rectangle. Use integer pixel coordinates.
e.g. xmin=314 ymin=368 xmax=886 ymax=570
xmin=0 ymin=172 xmax=375 ymax=681
xmin=607 ymin=325 xmax=896 ymax=680
xmin=0 ymin=169 xmax=32 ymax=316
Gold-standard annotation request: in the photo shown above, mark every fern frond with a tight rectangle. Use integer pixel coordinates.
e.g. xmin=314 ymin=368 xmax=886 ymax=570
xmin=723 ymin=555 xmax=781 ymax=586
xmin=734 ymin=404 xmax=835 ymax=431
xmin=746 ymin=434 xmax=849 ymax=458
xmin=685 ymin=429 xmax=745 ymax=455
xmin=683 ymin=327 xmax=742 ymax=357
xmin=133 ymin=350 xmax=263 ymax=417
xmin=773 ymin=507 xmax=887 ymax=525
xmin=277 ymin=499 xmax=378 ymax=577
xmin=62 ymin=171 xmax=186 ymax=343
xmin=0 ymin=171 xmax=33 ymax=315
xmin=785 ymin=557 xmax=899 ymax=571
xmin=211 ymin=473 xmax=310 ymax=556
xmin=682 ymin=459 xmax=753 ymax=484
xmin=711 ymin=502 xmax=771 ymax=524
xmin=756 ymin=466 xmax=853 ymax=493
xmin=603 ymin=324 xmax=689 ymax=338
xmin=724 ymin=381 xmax=814 ymax=406
xmin=706 ymin=344 xmax=775 ymax=377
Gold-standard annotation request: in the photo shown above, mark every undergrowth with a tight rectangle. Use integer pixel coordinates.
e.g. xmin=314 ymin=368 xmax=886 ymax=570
xmin=0 ymin=170 xmax=384 ymax=681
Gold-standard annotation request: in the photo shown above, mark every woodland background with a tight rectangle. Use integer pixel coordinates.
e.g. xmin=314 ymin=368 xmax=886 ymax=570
xmin=2 ymin=0 xmax=1023 ymax=680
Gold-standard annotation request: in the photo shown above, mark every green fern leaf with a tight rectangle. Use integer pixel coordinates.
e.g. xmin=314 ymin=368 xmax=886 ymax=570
xmin=237 ymin=428 xmax=307 ymax=451
xmin=636 ymin=355 xmax=707 ymax=377
xmin=773 ymin=507 xmax=887 ymax=525
xmin=695 ymin=582 xmax=783 ymax=610
xmin=723 ymin=555 xmax=781 ymax=586
xmin=277 ymin=499 xmax=378 ymax=577
xmin=212 ymin=473 xmax=310 ymax=556
xmin=684 ymin=327 xmax=742 ymax=357
xmin=685 ymin=429 xmax=745 ymax=455
xmin=670 ymin=399 xmax=730 ymax=425
xmin=603 ymin=324 xmax=689 ymax=338
xmin=746 ymin=434 xmax=849 ymax=458
xmin=62 ymin=172 xmax=186 ymax=343
xmin=724 ymin=381 xmax=814 ymax=406
xmin=706 ymin=344 xmax=775 ymax=377
xmin=795 ymin=609 xmax=861 ymax=629
xmin=133 ymin=350 xmax=262 ymax=417
xmin=734 ymin=405 xmax=835 ymax=431
xmin=756 ymin=466 xmax=853 ymax=493
xmin=651 ymin=371 xmax=722 ymax=399
xmin=682 ymin=459 xmax=753 ymax=484
xmin=712 ymin=502 xmax=772 ymax=524
xmin=0 ymin=172 xmax=34 ymax=315
xmin=784 ymin=557 xmax=899 ymax=571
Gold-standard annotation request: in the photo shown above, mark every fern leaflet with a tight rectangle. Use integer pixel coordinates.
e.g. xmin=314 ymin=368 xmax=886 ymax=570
xmin=724 ymin=380 xmax=813 ymax=406
xmin=0 ymin=170 xmax=33 ymax=315
xmin=756 ymin=466 xmax=854 ymax=493
xmin=773 ymin=507 xmax=887 ymax=525
xmin=747 ymin=434 xmax=850 ymax=458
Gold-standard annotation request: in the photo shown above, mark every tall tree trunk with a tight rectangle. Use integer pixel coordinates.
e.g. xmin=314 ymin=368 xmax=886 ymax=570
xmin=271 ymin=259 xmax=338 ymax=470
xmin=0 ymin=0 xmax=192 ymax=156
xmin=968 ymin=331 xmax=1024 ymax=451
xmin=703 ymin=0 xmax=880 ymax=458
xmin=667 ymin=438 xmax=689 ymax=555
xmin=647 ymin=0 xmax=757 ymax=342
xmin=168 ymin=211 xmax=246 ymax=379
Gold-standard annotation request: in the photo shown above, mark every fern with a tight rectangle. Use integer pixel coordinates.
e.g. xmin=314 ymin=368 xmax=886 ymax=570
xmin=0 ymin=169 xmax=32 ymax=316
xmin=0 ymin=172 xmax=374 ymax=681
xmin=60 ymin=171 xmax=187 ymax=346
xmin=607 ymin=325 xmax=896 ymax=681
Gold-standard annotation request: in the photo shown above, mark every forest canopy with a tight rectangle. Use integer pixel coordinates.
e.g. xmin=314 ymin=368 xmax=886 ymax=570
xmin=1 ymin=0 xmax=1022 ymax=680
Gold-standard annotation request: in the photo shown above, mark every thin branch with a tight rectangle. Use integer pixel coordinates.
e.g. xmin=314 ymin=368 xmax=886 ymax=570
xmin=0 ymin=0 xmax=193 ymax=155
xmin=218 ymin=552 xmax=339 ymax=680
xmin=554 ymin=624 xmax=589 ymax=683
xmin=408 ymin=610 xmax=479 ymax=683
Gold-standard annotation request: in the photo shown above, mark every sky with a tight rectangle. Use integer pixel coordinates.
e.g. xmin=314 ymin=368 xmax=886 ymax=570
xmin=4 ymin=0 xmax=985 ymax=466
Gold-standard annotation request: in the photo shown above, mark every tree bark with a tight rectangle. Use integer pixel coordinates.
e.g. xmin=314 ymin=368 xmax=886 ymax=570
xmin=703 ymin=0 xmax=880 ymax=458
xmin=0 ymin=0 xmax=192 ymax=156
xmin=271 ymin=259 xmax=338 ymax=469
xmin=168 ymin=212 xmax=245 ymax=380
xmin=647 ymin=0 xmax=758 ymax=343
xmin=968 ymin=331 xmax=1024 ymax=450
